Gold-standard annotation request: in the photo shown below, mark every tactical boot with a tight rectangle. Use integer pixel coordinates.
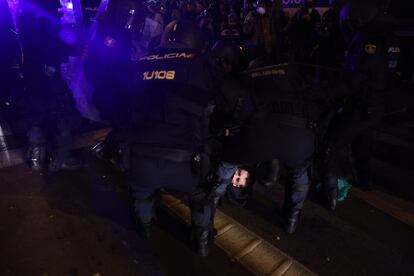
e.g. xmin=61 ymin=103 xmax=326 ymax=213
xmin=135 ymin=221 xmax=152 ymax=241
xmin=27 ymin=147 xmax=46 ymax=171
xmin=284 ymin=209 xmax=302 ymax=234
xmin=323 ymin=175 xmax=339 ymax=211
xmin=193 ymin=228 xmax=212 ymax=257
xmin=325 ymin=187 xmax=338 ymax=211
xmin=261 ymin=159 xmax=280 ymax=187
xmin=92 ymin=141 xmax=107 ymax=160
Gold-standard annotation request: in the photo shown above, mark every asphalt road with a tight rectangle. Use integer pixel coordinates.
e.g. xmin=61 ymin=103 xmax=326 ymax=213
xmin=0 ymin=153 xmax=249 ymax=276
xmin=0 ymin=150 xmax=413 ymax=276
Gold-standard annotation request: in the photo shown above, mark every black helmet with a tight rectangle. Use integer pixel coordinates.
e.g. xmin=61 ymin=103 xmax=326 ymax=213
xmin=340 ymin=0 xmax=379 ymax=30
xmin=211 ymin=40 xmax=242 ymax=71
xmin=340 ymin=0 xmax=379 ymax=43
xmin=161 ymin=19 xmax=206 ymax=51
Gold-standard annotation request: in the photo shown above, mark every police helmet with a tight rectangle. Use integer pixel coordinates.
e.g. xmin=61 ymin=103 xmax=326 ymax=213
xmin=211 ymin=40 xmax=242 ymax=71
xmin=161 ymin=19 xmax=206 ymax=51
xmin=340 ymin=0 xmax=379 ymax=30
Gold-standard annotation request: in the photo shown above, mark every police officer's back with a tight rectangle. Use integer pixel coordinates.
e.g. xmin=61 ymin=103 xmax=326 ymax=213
xmin=123 ymin=19 xmax=215 ymax=256
xmin=209 ymin=41 xmax=320 ymax=233
xmin=127 ymin=28 xmax=212 ymax=149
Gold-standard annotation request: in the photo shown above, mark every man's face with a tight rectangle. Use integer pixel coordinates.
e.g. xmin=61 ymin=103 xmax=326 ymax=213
xmin=232 ymin=169 xmax=250 ymax=188
xmin=195 ymin=2 xmax=204 ymax=13
xmin=256 ymin=4 xmax=266 ymax=15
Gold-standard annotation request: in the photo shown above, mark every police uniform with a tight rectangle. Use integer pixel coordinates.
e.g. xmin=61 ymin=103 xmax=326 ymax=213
xmin=17 ymin=1 xmax=81 ymax=171
xmin=87 ymin=1 xmax=146 ymax=164
xmin=321 ymin=4 xmax=400 ymax=209
xmin=213 ymin=63 xmax=319 ymax=234
xmin=121 ymin=21 xmax=215 ymax=256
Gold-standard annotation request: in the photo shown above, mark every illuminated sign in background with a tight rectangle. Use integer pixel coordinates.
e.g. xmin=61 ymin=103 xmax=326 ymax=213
xmin=282 ymin=0 xmax=334 ymax=7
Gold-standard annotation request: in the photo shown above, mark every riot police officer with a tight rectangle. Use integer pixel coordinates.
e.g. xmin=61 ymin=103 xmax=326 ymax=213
xmin=210 ymin=41 xmax=319 ymax=234
xmin=86 ymin=0 xmax=144 ymax=164
xmin=17 ymin=0 xmax=82 ymax=171
xmin=120 ymin=19 xmax=215 ymax=256
xmin=321 ymin=0 xmax=400 ymax=210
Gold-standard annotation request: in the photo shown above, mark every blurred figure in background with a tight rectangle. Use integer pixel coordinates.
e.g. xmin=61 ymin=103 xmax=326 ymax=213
xmin=220 ymin=11 xmax=245 ymax=45
xmin=244 ymin=0 xmax=285 ymax=64
xmin=287 ymin=0 xmax=321 ymax=63
xmin=318 ymin=4 xmax=344 ymax=69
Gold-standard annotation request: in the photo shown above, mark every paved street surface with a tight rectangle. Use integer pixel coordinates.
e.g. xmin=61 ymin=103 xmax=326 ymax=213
xmin=0 ymin=85 xmax=413 ymax=276
xmin=0 ymin=149 xmax=413 ymax=276
xmin=0 ymin=153 xmax=249 ymax=276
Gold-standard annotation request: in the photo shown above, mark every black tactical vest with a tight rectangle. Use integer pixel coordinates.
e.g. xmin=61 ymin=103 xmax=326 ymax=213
xmin=244 ymin=63 xmax=317 ymax=124
xmin=126 ymin=44 xmax=214 ymax=152
xmin=343 ymin=22 xmax=400 ymax=113
xmin=220 ymin=63 xmax=318 ymax=164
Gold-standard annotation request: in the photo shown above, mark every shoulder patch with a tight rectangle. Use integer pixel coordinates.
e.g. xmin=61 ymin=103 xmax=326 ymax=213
xmin=365 ymin=44 xmax=377 ymax=55
xmin=388 ymin=47 xmax=400 ymax=53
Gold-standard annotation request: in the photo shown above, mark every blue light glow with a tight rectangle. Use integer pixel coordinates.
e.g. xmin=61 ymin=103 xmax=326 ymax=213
xmin=58 ymin=0 xmax=76 ymax=24
xmin=6 ymin=0 xmax=23 ymax=56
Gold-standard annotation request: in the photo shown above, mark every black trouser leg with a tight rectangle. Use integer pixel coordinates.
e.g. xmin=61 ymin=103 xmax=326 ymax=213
xmin=189 ymin=186 xmax=215 ymax=257
xmin=48 ymin=117 xmax=82 ymax=171
xmin=263 ymin=159 xmax=280 ymax=186
xmin=52 ymin=123 xmax=72 ymax=164
xmin=284 ymin=165 xmax=310 ymax=234
xmin=128 ymin=159 xmax=157 ymax=240
xmin=320 ymin=144 xmax=339 ymax=210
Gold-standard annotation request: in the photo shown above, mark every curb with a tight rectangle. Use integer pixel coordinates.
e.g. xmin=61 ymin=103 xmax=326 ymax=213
xmin=160 ymin=191 xmax=316 ymax=276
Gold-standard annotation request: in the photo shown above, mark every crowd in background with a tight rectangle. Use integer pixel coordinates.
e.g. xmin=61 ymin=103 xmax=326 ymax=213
xmin=108 ymin=0 xmax=345 ymax=70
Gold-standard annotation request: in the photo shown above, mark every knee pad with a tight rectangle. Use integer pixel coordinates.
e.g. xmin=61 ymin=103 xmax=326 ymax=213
xmin=289 ymin=167 xmax=309 ymax=187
